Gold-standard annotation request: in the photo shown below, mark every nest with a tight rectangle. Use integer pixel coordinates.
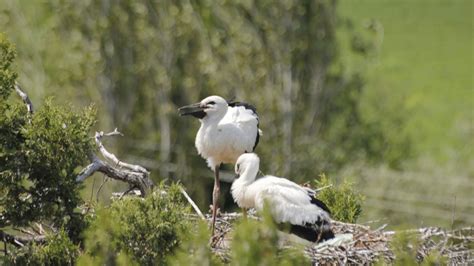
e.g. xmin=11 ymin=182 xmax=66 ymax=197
xmin=207 ymin=212 xmax=473 ymax=265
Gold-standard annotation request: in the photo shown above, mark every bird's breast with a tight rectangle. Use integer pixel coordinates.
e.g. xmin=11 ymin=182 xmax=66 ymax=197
xmin=231 ymin=181 xmax=255 ymax=209
xmin=195 ymin=125 xmax=249 ymax=164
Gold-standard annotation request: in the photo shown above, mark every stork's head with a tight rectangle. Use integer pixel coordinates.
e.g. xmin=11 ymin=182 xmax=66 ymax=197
xmin=178 ymin=95 xmax=228 ymax=120
xmin=234 ymin=153 xmax=260 ymax=182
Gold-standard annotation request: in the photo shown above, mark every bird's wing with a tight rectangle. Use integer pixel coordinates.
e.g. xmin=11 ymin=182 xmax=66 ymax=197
xmin=220 ymin=104 xmax=260 ymax=152
xmin=253 ymin=177 xmax=330 ymax=226
xmin=224 ymin=104 xmax=259 ymax=124
xmin=262 ymin=176 xmax=311 ymax=192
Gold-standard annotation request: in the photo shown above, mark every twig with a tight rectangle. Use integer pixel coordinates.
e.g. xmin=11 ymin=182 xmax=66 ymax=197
xmin=103 ymin=128 xmax=123 ymax=137
xmin=118 ymin=186 xmax=138 ymax=200
xmin=89 ymin=171 xmax=97 ymax=203
xmin=16 ymin=228 xmax=35 ymax=236
xmin=375 ymin=224 xmax=388 ymax=232
xmin=0 ymin=230 xmax=46 ymax=248
xmin=95 ymin=130 xmax=148 ymax=174
xmin=180 ymin=187 xmax=205 ymax=220
xmin=77 ymin=155 xmax=153 ymax=196
xmin=40 ymin=223 xmax=57 ymax=233
xmin=451 ymin=196 xmax=456 ymax=230
xmin=96 ymin=176 xmax=109 ymax=202
xmin=77 ymin=130 xmax=154 ymax=197
xmin=315 ymin=184 xmax=333 ymax=192
xmin=14 ymin=83 xmax=34 ymax=114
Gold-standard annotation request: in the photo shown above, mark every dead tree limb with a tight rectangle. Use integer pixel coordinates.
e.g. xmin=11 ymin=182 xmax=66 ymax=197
xmin=95 ymin=130 xmax=148 ymax=174
xmin=14 ymin=83 xmax=34 ymax=114
xmin=0 ymin=230 xmax=46 ymax=248
xmin=180 ymin=187 xmax=205 ymax=220
xmin=77 ymin=130 xmax=154 ymax=196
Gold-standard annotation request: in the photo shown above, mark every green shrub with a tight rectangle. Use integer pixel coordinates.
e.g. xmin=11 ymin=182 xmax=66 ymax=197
xmin=315 ymin=174 xmax=364 ymax=223
xmin=79 ymin=183 xmax=192 ymax=265
xmin=230 ymin=209 xmax=309 ymax=266
xmin=0 ymin=33 xmax=17 ymax=100
xmin=4 ymin=229 xmax=79 ymax=266
xmin=1 ymin=35 xmax=96 ymax=233
xmin=387 ymin=231 xmax=420 ymax=266
xmin=0 ymin=98 xmax=96 ymax=229
xmin=1 ymin=34 xmax=95 ymax=264
xmin=167 ymin=220 xmax=223 ymax=266
xmin=387 ymin=231 xmax=446 ymax=266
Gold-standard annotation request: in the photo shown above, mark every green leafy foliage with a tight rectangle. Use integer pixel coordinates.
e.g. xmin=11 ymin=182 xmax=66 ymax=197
xmin=422 ymin=250 xmax=447 ymax=266
xmin=315 ymin=174 xmax=364 ymax=223
xmin=387 ymin=231 xmax=446 ymax=266
xmin=167 ymin=220 xmax=223 ymax=266
xmin=76 ymin=207 xmax=135 ymax=266
xmin=0 ymin=33 xmax=17 ymax=100
xmin=79 ymin=183 xmax=192 ymax=265
xmin=170 ymin=207 xmax=311 ymax=266
xmin=230 ymin=209 xmax=309 ymax=266
xmin=4 ymin=229 xmax=79 ymax=266
xmin=0 ymin=34 xmax=95 ymax=263
xmin=389 ymin=231 xmax=420 ymax=266
xmin=0 ymin=98 xmax=96 ymax=229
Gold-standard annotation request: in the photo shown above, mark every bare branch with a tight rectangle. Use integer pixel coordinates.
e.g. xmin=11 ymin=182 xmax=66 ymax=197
xmin=315 ymin=184 xmax=333 ymax=192
xmin=0 ymin=230 xmax=46 ymax=248
xmin=77 ymin=129 xmax=154 ymax=197
xmin=95 ymin=131 xmax=148 ymax=174
xmin=76 ymin=157 xmax=101 ymax=182
xmin=77 ymin=154 xmax=153 ymax=196
xmin=111 ymin=189 xmax=141 ymax=200
xmin=96 ymin=176 xmax=109 ymax=201
xmin=14 ymin=83 xmax=34 ymax=114
xmin=103 ymin=128 xmax=123 ymax=137
xmin=180 ymin=187 xmax=205 ymax=220
xmin=118 ymin=187 xmax=139 ymax=200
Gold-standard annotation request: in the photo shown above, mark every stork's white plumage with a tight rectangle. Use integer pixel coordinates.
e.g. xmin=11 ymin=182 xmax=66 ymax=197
xmin=178 ymin=95 xmax=260 ymax=236
xmin=231 ymin=153 xmax=334 ymax=242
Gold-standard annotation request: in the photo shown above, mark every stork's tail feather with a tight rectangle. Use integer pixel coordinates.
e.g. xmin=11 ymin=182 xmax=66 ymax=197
xmin=289 ymin=223 xmax=335 ymax=243
xmin=319 ymin=228 xmax=335 ymax=241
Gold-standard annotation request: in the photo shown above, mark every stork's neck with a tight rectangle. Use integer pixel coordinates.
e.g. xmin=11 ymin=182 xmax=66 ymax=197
xmin=239 ymin=164 xmax=259 ymax=185
xmin=200 ymin=106 xmax=228 ymax=125
xmin=231 ymin=166 xmax=259 ymax=209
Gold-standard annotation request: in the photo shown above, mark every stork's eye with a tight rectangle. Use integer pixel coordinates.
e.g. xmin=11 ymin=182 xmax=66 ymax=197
xmin=207 ymin=101 xmax=216 ymax=105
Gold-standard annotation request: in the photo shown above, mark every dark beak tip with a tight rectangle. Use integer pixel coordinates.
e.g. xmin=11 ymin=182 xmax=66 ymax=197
xmin=177 ymin=103 xmax=206 ymax=118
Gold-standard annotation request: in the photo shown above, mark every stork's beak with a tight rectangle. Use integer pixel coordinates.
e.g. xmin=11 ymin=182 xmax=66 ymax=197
xmin=178 ymin=103 xmax=206 ymax=118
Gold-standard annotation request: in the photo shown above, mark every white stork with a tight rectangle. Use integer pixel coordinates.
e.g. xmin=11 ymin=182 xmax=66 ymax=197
xmin=178 ymin=95 xmax=260 ymax=235
xmin=231 ymin=153 xmax=334 ymax=242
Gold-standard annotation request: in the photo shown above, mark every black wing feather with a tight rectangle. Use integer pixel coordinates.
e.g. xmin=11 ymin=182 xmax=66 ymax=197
xmin=228 ymin=101 xmax=257 ymax=114
xmin=228 ymin=100 xmax=260 ymax=151
xmin=289 ymin=223 xmax=334 ymax=242
xmin=252 ymin=129 xmax=260 ymax=151
xmin=310 ymin=196 xmax=332 ymax=215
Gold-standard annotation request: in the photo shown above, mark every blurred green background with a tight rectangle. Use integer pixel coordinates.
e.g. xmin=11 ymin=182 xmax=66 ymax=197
xmin=1 ymin=0 xmax=472 ymax=228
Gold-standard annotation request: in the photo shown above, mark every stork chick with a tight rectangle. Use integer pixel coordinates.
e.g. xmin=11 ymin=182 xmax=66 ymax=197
xmin=231 ymin=153 xmax=334 ymax=242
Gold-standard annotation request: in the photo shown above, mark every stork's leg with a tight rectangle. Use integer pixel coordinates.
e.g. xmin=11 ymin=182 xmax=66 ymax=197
xmin=242 ymin=208 xmax=248 ymax=220
xmin=211 ymin=165 xmax=220 ymax=236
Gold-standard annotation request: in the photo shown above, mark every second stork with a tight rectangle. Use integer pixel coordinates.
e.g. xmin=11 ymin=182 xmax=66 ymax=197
xmin=178 ymin=95 xmax=261 ymax=235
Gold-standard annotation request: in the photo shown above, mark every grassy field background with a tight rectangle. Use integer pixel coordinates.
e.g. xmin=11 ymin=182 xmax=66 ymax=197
xmin=338 ymin=0 xmax=473 ymax=227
